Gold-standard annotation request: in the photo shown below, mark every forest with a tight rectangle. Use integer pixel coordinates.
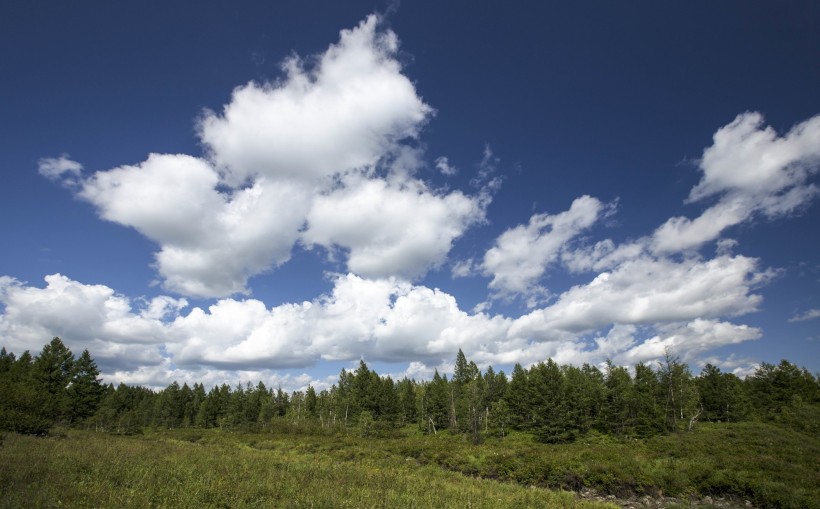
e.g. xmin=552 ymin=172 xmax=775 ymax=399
xmin=1 ymin=338 xmax=819 ymax=508
xmin=1 ymin=337 xmax=817 ymax=440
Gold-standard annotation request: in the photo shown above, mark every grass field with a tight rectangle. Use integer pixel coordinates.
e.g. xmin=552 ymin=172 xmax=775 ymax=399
xmin=0 ymin=421 xmax=817 ymax=508
xmin=0 ymin=429 xmax=612 ymax=509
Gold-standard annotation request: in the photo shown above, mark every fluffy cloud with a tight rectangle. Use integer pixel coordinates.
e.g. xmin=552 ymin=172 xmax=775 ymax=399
xmin=80 ymin=154 xmax=310 ymax=297
xmin=653 ymin=112 xmax=820 ymax=253
xmin=28 ymin=15 xmax=814 ymax=384
xmin=199 ymin=15 xmax=431 ymax=186
xmin=509 ymin=254 xmax=771 ymax=341
xmin=1 ymin=257 xmax=773 ymax=385
xmin=614 ymin=319 xmax=762 ymax=365
xmin=302 ymin=174 xmax=485 ymax=279
xmin=59 ymin=15 xmax=487 ymax=297
xmin=482 ymin=196 xmax=612 ymax=298
xmin=0 ymin=274 xmax=183 ymax=371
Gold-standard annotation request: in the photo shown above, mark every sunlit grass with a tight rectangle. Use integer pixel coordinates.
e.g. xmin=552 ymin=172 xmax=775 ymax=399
xmin=0 ymin=429 xmax=615 ymax=509
xmin=1 ymin=421 xmax=816 ymax=509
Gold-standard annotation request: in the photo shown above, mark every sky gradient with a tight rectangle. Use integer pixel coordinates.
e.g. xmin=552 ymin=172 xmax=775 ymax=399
xmin=1 ymin=1 xmax=819 ymax=390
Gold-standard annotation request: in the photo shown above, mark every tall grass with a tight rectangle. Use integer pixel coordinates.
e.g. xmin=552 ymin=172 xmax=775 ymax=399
xmin=0 ymin=429 xmax=614 ymax=509
xmin=1 ymin=421 xmax=816 ymax=509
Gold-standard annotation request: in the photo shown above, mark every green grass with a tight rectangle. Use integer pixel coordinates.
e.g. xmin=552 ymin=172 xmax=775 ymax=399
xmin=382 ymin=422 xmax=820 ymax=509
xmin=0 ymin=421 xmax=816 ymax=509
xmin=0 ymin=429 xmax=614 ymax=509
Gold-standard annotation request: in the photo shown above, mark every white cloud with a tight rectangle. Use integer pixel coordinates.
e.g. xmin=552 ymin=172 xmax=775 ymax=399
xmin=482 ymin=195 xmax=612 ymax=298
xmin=561 ymin=239 xmax=647 ymax=273
xmin=435 ymin=156 xmax=458 ymax=176
xmin=38 ymin=154 xmax=82 ymax=186
xmin=789 ymin=308 xmax=820 ymax=322
xmin=653 ymin=112 xmax=820 ymax=253
xmin=302 ymin=174 xmax=484 ymax=279
xmin=615 ymin=319 xmax=762 ymax=365
xmin=451 ymin=258 xmax=476 ymax=278
xmin=198 ymin=14 xmax=431 ymax=186
xmin=0 ymin=274 xmax=181 ymax=371
xmin=60 ymin=15 xmax=483 ymax=297
xmin=470 ymin=144 xmax=502 ymax=190
xmin=1 ymin=260 xmax=774 ymax=384
xmin=509 ymin=254 xmax=771 ymax=341
xmin=80 ymin=154 xmax=310 ymax=297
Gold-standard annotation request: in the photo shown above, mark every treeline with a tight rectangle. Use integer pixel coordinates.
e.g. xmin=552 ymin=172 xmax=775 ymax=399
xmin=1 ymin=338 xmax=818 ymax=441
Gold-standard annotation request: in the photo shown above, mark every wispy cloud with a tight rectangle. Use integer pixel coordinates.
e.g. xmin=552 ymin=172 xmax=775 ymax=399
xmin=789 ymin=308 xmax=820 ymax=322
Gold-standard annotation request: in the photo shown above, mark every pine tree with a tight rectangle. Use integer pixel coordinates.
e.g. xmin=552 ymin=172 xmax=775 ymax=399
xmin=530 ymin=359 xmax=567 ymax=443
xmin=32 ymin=337 xmax=75 ymax=424
xmin=0 ymin=347 xmax=15 ymax=373
xmin=68 ymin=349 xmax=104 ymax=424
xmin=424 ymin=370 xmax=449 ymax=432
xmin=630 ymin=362 xmax=663 ymax=436
xmin=397 ymin=377 xmax=417 ymax=425
xmin=602 ymin=361 xmax=632 ymax=435
xmin=305 ymin=385 xmax=318 ymax=418
xmin=506 ymin=363 xmax=531 ymax=430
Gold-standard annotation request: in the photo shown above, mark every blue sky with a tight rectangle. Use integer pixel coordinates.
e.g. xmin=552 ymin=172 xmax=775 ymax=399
xmin=1 ymin=1 xmax=819 ymax=390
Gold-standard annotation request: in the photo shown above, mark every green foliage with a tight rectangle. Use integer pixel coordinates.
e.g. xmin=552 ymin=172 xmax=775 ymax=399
xmin=746 ymin=360 xmax=820 ymax=422
xmin=0 ymin=339 xmax=105 ymax=434
xmin=0 ymin=429 xmax=617 ymax=509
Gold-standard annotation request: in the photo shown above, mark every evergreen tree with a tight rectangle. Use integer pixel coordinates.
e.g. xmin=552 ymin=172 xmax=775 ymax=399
xmin=747 ymin=360 xmax=820 ymax=422
xmin=601 ymin=361 xmax=632 ymax=435
xmin=376 ymin=376 xmax=401 ymax=425
xmin=305 ymin=385 xmax=318 ymax=418
xmin=529 ymin=359 xmax=567 ymax=443
xmin=424 ymin=370 xmax=449 ymax=433
xmin=68 ymin=349 xmax=104 ymax=424
xmin=0 ymin=347 xmax=15 ymax=373
xmin=154 ymin=382 xmax=184 ymax=428
xmin=397 ymin=377 xmax=417 ymax=425
xmin=562 ymin=364 xmax=603 ymax=438
xmin=32 ymin=337 xmax=75 ymax=424
xmin=697 ymin=364 xmax=748 ymax=422
xmin=630 ymin=362 xmax=664 ymax=436
xmin=506 ymin=363 xmax=532 ymax=430
xmin=0 ymin=350 xmax=51 ymax=434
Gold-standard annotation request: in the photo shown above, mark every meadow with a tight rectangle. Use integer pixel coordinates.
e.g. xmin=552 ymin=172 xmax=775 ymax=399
xmin=1 ymin=421 xmax=817 ymax=509
xmin=0 ymin=427 xmax=611 ymax=509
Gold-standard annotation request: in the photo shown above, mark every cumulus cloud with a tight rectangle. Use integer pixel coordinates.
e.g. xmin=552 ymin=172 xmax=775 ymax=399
xmin=1 ymin=259 xmax=774 ymax=385
xmin=509 ymin=254 xmax=772 ymax=341
xmin=80 ymin=154 xmax=309 ymax=297
xmin=482 ymin=195 xmax=613 ymax=299
xmin=653 ymin=112 xmax=820 ymax=253
xmin=51 ymin=15 xmax=490 ymax=297
xmin=27 ymin=16 xmax=813 ymax=385
xmin=199 ymin=15 xmax=431 ymax=186
xmin=0 ymin=274 xmax=183 ymax=371
xmin=615 ymin=319 xmax=762 ymax=365
xmin=302 ymin=174 xmax=485 ymax=279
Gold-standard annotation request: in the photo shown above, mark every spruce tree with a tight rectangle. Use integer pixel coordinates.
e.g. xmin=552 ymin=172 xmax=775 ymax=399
xmin=32 ymin=337 xmax=75 ymax=424
xmin=68 ymin=349 xmax=104 ymax=424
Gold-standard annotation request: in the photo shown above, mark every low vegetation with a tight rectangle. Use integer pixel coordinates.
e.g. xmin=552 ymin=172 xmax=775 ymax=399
xmin=1 ymin=339 xmax=818 ymax=508
xmin=0 ymin=428 xmax=615 ymax=509
xmin=1 ymin=421 xmax=818 ymax=508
